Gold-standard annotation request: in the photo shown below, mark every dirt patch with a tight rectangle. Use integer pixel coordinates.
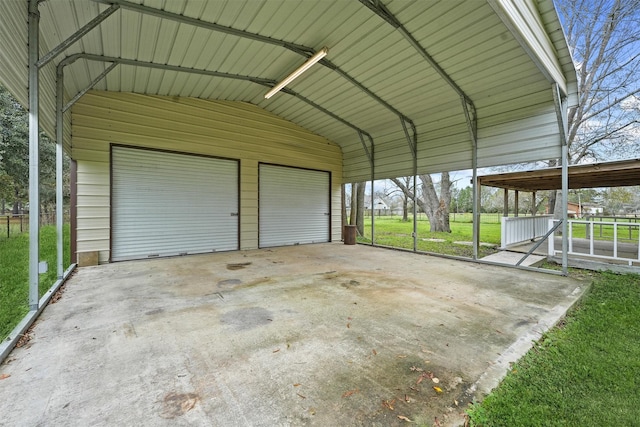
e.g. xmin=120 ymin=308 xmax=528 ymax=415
xmin=219 ymin=307 xmax=273 ymax=330
xmin=226 ymin=262 xmax=252 ymax=271
xmin=160 ymin=391 xmax=199 ymax=419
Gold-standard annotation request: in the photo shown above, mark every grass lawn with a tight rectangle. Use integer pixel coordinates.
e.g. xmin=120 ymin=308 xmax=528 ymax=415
xmin=0 ymin=224 xmax=70 ymax=340
xmin=357 ymin=215 xmax=501 ymax=258
xmin=467 ymin=270 xmax=640 ymax=426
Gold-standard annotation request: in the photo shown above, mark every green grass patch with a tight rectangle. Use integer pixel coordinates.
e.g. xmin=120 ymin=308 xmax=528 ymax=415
xmin=467 ymin=271 xmax=640 ymax=426
xmin=356 ymin=215 xmax=501 ymax=257
xmin=0 ymin=224 xmax=70 ymax=340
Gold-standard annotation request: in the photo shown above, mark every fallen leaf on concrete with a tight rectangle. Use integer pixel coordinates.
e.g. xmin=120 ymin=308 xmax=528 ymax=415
xmin=273 ymin=349 xmax=280 ymax=353
xmin=432 ymin=378 xmax=440 ymax=384
xmin=51 ymin=282 xmax=67 ymax=303
xmin=397 ymin=415 xmax=413 ymax=422
xmin=372 ymin=349 xmax=377 ymax=355
xmin=16 ymin=333 xmax=32 ymax=348
xmin=433 ymin=386 xmax=443 ymax=393
xmin=293 ymin=383 xmax=301 ymax=387
xmin=417 ymin=371 xmax=433 ymax=384
xmin=347 ymin=323 xmax=350 ymax=328
xmin=396 ymin=354 xmax=407 ymax=359
xmin=297 ymin=393 xmax=306 ymax=399
xmin=410 ymin=366 xmax=423 ymax=372
xmin=434 ymin=416 xmax=442 ymax=426
xmin=0 ymin=374 xmax=10 ymax=380
xmin=342 ymin=389 xmax=359 ymax=398
xmin=382 ymin=399 xmax=396 ymax=410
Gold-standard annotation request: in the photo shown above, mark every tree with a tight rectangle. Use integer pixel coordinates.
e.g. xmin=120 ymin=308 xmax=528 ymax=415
xmin=355 ymin=182 xmax=365 ymax=235
xmin=0 ymin=85 xmax=64 ymax=215
xmin=549 ymin=0 xmax=640 ymax=213
xmin=557 ymin=0 xmax=640 ymax=163
xmin=391 ymin=172 xmax=452 ymax=232
xmin=383 ymin=176 xmax=412 ymax=221
xmin=0 ymin=85 xmax=29 ymax=213
xmin=451 ymin=186 xmax=473 ymax=213
xmin=348 ymin=182 xmax=366 ymax=236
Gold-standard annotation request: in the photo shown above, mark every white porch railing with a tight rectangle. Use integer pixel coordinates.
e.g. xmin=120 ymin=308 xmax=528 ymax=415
xmin=548 ymin=219 xmax=640 ymax=266
xmin=500 ymin=215 xmax=552 ymax=249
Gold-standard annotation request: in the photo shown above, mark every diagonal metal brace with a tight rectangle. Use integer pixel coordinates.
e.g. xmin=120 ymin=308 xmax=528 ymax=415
xmin=516 ymin=219 xmax=563 ymax=266
xmin=37 ymin=4 xmax=120 ymax=68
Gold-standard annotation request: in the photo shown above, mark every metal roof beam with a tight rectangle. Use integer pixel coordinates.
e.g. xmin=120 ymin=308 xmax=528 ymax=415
xmin=60 ymin=53 xmax=375 ymax=164
xmin=37 ymin=4 xmax=119 ymax=68
xmin=92 ymin=0 xmax=413 ymax=155
xmin=358 ymin=0 xmax=475 ymax=107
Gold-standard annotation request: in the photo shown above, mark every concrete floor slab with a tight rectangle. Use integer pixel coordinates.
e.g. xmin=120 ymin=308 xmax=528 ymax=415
xmin=0 ymin=244 xmax=586 ymax=426
xmin=480 ymin=251 xmax=547 ymax=267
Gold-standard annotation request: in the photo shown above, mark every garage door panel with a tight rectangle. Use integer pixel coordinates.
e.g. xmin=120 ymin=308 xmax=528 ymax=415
xmin=112 ymin=146 xmax=238 ymax=261
xmin=259 ymin=165 xmax=330 ymax=248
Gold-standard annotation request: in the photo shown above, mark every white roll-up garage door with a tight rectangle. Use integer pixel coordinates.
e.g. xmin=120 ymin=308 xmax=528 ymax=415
xmin=111 ymin=146 xmax=239 ymax=261
xmin=259 ymin=164 xmax=330 ymax=248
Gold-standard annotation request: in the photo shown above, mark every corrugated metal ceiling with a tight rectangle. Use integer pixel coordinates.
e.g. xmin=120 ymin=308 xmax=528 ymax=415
xmin=3 ymin=0 xmax=577 ymax=181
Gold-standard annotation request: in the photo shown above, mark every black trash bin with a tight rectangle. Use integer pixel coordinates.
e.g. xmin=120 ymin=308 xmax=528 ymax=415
xmin=343 ymin=225 xmax=357 ymax=245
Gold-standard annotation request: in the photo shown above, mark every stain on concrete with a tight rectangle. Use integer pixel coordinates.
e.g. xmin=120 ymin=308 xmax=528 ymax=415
xmin=160 ymin=391 xmax=199 ymax=419
xmin=514 ymin=318 xmax=533 ymax=328
xmin=217 ymin=279 xmax=242 ymax=287
xmin=220 ymin=307 xmax=273 ymax=330
xmin=226 ymin=262 xmax=252 ymax=271
xmin=145 ymin=308 xmax=164 ymax=316
xmin=122 ymin=322 xmax=137 ymax=338
xmin=341 ymin=279 xmax=360 ymax=289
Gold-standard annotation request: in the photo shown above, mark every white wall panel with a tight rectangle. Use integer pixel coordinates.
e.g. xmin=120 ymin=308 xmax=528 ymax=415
xmin=72 ymin=91 xmax=342 ymax=262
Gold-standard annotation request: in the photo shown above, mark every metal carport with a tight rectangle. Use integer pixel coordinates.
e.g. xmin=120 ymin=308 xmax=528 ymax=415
xmin=0 ymin=0 xmax=577 ymax=359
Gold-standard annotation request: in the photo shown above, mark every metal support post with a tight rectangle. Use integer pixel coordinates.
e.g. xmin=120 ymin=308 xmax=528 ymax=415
xmin=371 ymin=175 xmax=375 ymax=246
xmin=514 ymin=190 xmax=519 ymax=217
xmin=370 ymin=145 xmax=375 ymax=245
xmin=56 ymin=67 xmax=64 ymax=278
xmin=561 ymin=145 xmax=569 ymax=273
xmin=28 ymin=0 xmax=40 ymax=310
xmin=553 ymin=83 xmax=569 ymax=274
xmin=461 ymin=99 xmax=479 ymax=260
xmin=472 ymin=168 xmax=479 ymax=259
xmin=413 ymin=174 xmax=418 ymax=252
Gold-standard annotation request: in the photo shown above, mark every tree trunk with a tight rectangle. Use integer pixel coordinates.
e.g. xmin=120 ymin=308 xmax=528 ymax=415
xmin=420 ymin=173 xmax=452 ymax=232
xmin=349 ymin=183 xmax=357 ymax=226
xmin=550 ymin=190 xmax=564 ymax=220
xmin=356 ymin=182 xmax=365 ymax=236
xmin=402 ymin=196 xmax=408 ymax=222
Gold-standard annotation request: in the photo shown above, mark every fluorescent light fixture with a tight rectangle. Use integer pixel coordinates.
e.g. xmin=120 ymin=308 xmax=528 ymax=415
xmin=264 ymin=47 xmax=329 ymax=99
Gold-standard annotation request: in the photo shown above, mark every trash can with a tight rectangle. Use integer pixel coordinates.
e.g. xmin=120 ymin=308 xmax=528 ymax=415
xmin=343 ymin=225 xmax=357 ymax=245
